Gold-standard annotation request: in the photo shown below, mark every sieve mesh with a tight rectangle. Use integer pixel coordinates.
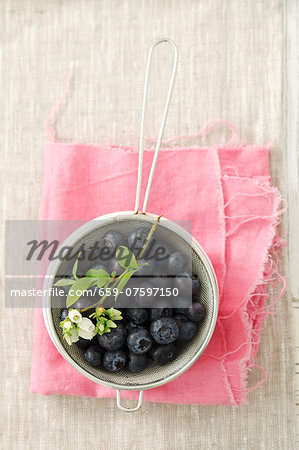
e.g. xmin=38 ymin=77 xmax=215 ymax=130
xmin=47 ymin=214 xmax=217 ymax=389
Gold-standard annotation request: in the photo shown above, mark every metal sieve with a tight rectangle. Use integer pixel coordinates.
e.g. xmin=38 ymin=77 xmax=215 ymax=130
xmin=42 ymin=39 xmax=218 ymax=411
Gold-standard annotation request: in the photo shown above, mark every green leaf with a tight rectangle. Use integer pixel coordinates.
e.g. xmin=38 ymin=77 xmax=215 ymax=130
xmin=139 ymin=262 xmax=149 ymax=268
xmin=97 ymin=269 xmax=111 ymax=280
xmin=54 ymin=278 xmax=74 ymax=287
xmin=85 ymin=269 xmax=110 ymax=289
xmin=91 ymin=269 xmax=111 ymax=290
xmin=116 ymin=246 xmax=138 ymax=270
xmin=97 ymin=277 xmax=110 ymax=290
xmin=85 ymin=269 xmax=97 ymax=277
xmin=72 ymin=252 xmax=82 ymax=280
xmin=114 ymin=269 xmax=136 ymax=302
xmin=66 ymin=276 xmax=97 ymax=308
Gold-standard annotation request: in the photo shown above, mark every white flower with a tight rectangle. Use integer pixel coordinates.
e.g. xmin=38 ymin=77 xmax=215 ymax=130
xmin=68 ymin=309 xmax=82 ymax=324
xmin=77 ymin=317 xmax=96 ymax=340
xmin=65 ymin=328 xmax=79 ymax=345
xmin=63 ymin=321 xmax=72 ymax=331
xmin=78 ymin=317 xmax=95 ymax=333
xmin=78 ymin=327 xmax=97 ymax=340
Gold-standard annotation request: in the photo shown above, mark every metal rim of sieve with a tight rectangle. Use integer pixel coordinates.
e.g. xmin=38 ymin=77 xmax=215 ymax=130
xmin=42 ymin=211 xmax=218 ymax=403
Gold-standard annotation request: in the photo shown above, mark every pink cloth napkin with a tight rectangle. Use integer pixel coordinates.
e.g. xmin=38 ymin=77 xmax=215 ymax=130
xmin=31 ymin=135 xmax=285 ymax=405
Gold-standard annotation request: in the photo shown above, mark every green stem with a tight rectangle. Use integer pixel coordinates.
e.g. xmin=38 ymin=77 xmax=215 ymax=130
xmin=136 ymin=215 xmax=162 ymax=261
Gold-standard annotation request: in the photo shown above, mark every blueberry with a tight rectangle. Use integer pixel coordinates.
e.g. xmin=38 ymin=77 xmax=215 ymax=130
xmin=75 ymin=334 xmax=97 ymax=350
xmin=174 ymin=272 xmax=191 ymax=295
xmin=84 ymin=345 xmax=102 ymax=367
xmin=85 ymin=249 xmax=109 ymax=269
xmin=109 ymin=257 xmax=124 ymax=276
xmin=76 ymin=250 xmax=108 ymax=277
xmin=71 ymin=289 xmax=98 ymax=317
xmin=113 ymin=279 xmax=140 ymax=308
xmin=103 ymin=230 xmax=125 ymax=255
xmin=174 ymin=307 xmax=188 ymax=316
xmin=100 ymin=296 xmax=115 ymax=309
xmin=103 ymin=349 xmax=126 ymax=372
xmin=60 ymin=308 xmax=68 ymax=321
xmin=149 ymin=308 xmax=173 ymax=322
xmin=185 ymin=302 xmax=206 ymax=323
xmin=97 ymin=323 xmax=127 ymax=350
xmin=126 ymin=308 xmax=148 ymax=325
xmin=150 ymin=343 xmax=177 ymax=366
xmin=125 ymin=321 xmax=143 ymax=334
xmin=168 ymin=251 xmax=186 ymax=274
xmin=61 ymin=284 xmax=71 ymax=296
xmin=134 ymin=258 xmax=155 ymax=278
xmin=175 ymin=272 xmax=200 ymax=298
xmin=153 ymin=274 xmax=173 ymax=290
xmin=113 ymin=292 xmax=138 ymax=309
xmin=89 ymin=263 xmax=108 ymax=273
xmin=149 ymin=308 xmax=164 ymax=321
xmin=127 ymin=353 xmax=148 ymax=373
xmin=148 ymin=240 xmax=172 ymax=265
xmin=117 ymin=308 xmax=126 ymax=318
xmin=127 ymin=328 xmax=153 ymax=354
xmin=173 ymin=295 xmax=191 ymax=311
xmin=75 ymin=255 xmax=91 ymax=277
xmin=135 ymin=281 xmax=155 ymax=307
xmin=191 ymin=273 xmax=201 ymax=296
xmin=174 ymin=314 xmax=197 ymax=341
xmin=152 ymin=296 xmax=176 ymax=309
xmin=139 ymin=235 xmax=171 ymax=261
xmin=128 ymin=228 xmax=149 ymax=254
xmin=150 ymin=317 xmax=179 ymax=344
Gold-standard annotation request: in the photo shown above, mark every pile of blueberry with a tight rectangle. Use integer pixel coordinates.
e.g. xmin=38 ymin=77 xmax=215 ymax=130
xmin=59 ymin=227 xmax=207 ymax=373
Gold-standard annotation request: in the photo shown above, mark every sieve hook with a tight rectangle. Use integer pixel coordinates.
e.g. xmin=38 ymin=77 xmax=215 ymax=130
xmin=116 ymin=390 xmax=144 ymax=412
xmin=134 ymin=38 xmax=178 ymax=214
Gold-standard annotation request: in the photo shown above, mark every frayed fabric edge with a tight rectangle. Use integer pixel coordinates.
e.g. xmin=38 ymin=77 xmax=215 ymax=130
xmin=236 ymin=188 xmax=287 ymax=405
xmin=200 ymin=176 xmax=287 ymax=406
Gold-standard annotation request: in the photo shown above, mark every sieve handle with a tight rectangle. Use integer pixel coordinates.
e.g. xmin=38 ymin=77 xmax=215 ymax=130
xmin=134 ymin=38 xmax=178 ymax=214
xmin=116 ymin=390 xmax=144 ymax=412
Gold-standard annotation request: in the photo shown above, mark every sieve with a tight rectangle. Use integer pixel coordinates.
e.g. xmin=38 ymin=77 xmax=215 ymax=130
xmin=42 ymin=38 xmax=219 ymax=411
